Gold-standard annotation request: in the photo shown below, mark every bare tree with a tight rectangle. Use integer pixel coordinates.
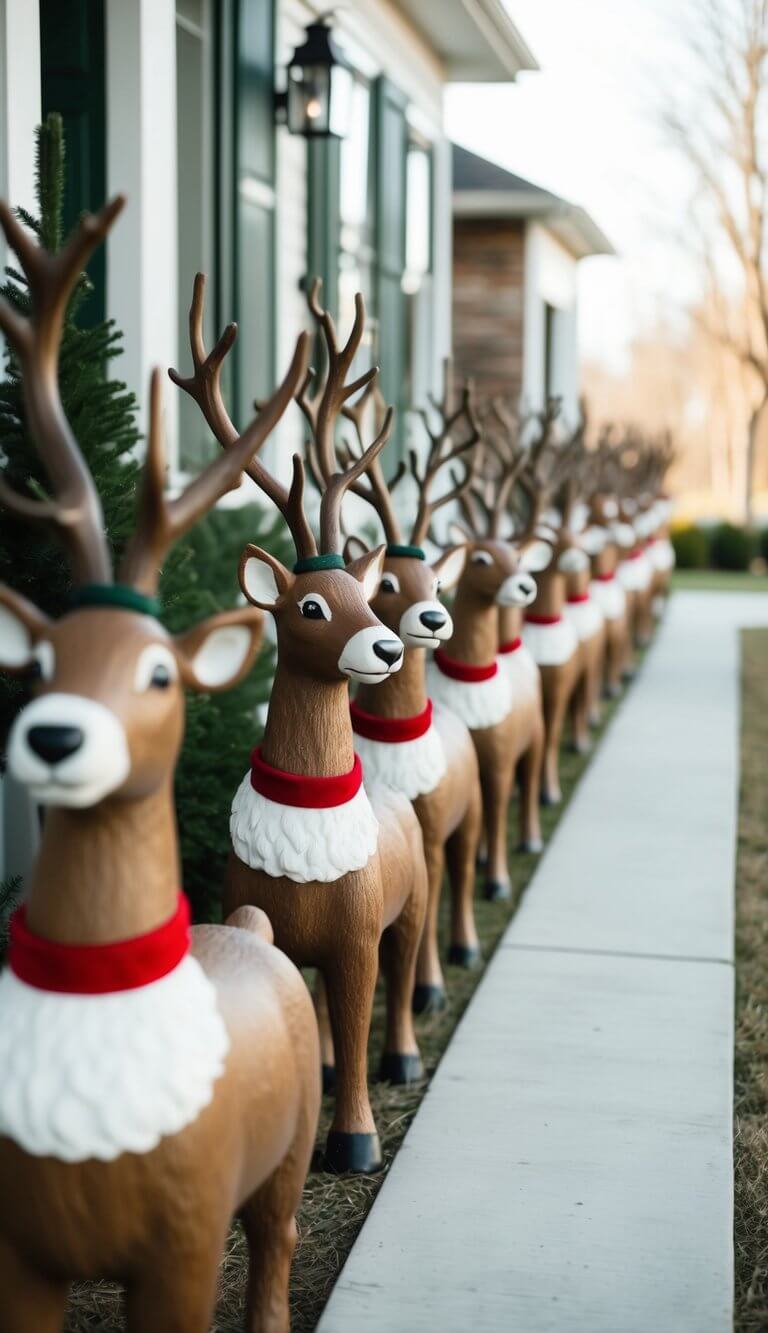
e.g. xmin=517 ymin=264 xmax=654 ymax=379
xmin=663 ymin=0 xmax=768 ymax=523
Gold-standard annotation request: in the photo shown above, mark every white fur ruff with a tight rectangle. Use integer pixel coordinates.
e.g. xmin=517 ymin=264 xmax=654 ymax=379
xmin=589 ymin=579 xmax=627 ymax=621
xmin=522 ymin=618 xmax=579 ymax=667
xmin=353 ymin=724 xmax=447 ymax=800
xmin=617 ymin=553 xmax=653 ymax=592
xmin=649 ymin=537 xmax=675 ymax=572
xmin=499 ymin=643 xmax=540 ymax=692
xmin=563 ymin=599 xmax=604 ymax=642
xmin=230 ymin=776 xmax=379 ymax=883
xmin=0 ymin=955 xmax=229 ymax=1162
xmin=426 ymin=661 xmax=512 ymax=730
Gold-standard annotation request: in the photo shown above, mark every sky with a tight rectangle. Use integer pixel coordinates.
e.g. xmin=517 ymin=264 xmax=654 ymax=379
xmin=445 ymin=0 xmax=700 ymax=374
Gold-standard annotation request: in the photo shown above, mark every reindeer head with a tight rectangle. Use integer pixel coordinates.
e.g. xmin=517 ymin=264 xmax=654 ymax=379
xmin=0 ymin=199 xmax=307 ymax=807
xmin=171 ymin=276 xmax=404 ymax=686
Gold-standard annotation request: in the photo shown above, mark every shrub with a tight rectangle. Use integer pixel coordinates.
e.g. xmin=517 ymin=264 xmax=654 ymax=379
xmin=711 ymin=522 xmax=757 ymax=571
xmin=671 ymin=524 xmax=710 ymax=569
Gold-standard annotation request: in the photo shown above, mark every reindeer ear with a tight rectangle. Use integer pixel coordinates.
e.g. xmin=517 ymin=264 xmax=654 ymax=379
xmin=344 ymin=535 xmax=369 ymax=563
xmin=239 ymin=545 xmax=294 ymax=610
xmin=346 ymin=544 xmax=385 ymax=602
xmin=174 ymin=606 xmax=264 ymax=693
xmin=0 ymin=586 xmax=50 ymax=674
xmin=432 ymin=544 xmax=466 ymax=590
xmin=519 ymin=539 xmax=553 ymax=573
xmin=447 ymin=521 xmax=471 ymax=546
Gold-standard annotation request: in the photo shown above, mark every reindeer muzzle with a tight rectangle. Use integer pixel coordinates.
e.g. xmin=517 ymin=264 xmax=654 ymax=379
xmin=9 ymin=693 xmax=130 ymax=808
xmin=399 ymin=601 xmax=454 ymax=648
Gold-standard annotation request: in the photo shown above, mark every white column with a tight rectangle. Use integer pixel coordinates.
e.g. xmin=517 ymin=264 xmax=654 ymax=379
xmin=0 ymin=0 xmax=41 ymax=271
xmin=106 ymin=0 xmax=178 ymax=452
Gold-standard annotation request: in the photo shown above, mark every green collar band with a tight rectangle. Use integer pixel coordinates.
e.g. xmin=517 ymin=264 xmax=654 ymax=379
xmin=293 ymin=553 xmax=346 ymax=574
xmin=386 ymin=543 xmax=426 ymax=560
xmin=69 ymin=584 xmax=161 ymax=618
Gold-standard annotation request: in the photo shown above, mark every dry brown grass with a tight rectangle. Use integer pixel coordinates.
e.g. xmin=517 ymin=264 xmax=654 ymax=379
xmin=734 ymin=629 xmax=768 ymax=1330
xmin=63 ymin=676 xmax=631 ymax=1332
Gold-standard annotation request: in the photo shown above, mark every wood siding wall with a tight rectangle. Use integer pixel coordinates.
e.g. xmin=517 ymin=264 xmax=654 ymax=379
xmin=452 ymin=216 xmax=526 ymax=405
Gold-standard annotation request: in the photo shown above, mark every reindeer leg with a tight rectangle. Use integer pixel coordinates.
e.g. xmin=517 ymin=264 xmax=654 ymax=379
xmin=540 ymin=670 xmax=569 ymax=805
xmin=569 ymin=657 xmax=592 ymax=755
xmin=481 ymin=758 xmax=514 ymax=900
xmin=125 ymin=1234 xmax=225 ymax=1333
xmin=604 ymin=620 xmax=624 ymax=698
xmin=313 ymin=971 xmax=336 ymax=1093
xmin=323 ymin=942 xmax=382 ymax=1173
xmin=517 ymin=718 xmax=544 ymax=853
xmin=445 ymin=782 xmax=482 ymax=965
xmin=413 ymin=837 xmax=448 ymax=1013
xmin=380 ymin=866 xmax=426 ymax=1084
xmin=240 ymin=1124 xmax=314 ymax=1333
xmin=0 ymin=1240 xmax=68 ymax=1333
xmin=587 ymin=634 xmax=605 ymax=727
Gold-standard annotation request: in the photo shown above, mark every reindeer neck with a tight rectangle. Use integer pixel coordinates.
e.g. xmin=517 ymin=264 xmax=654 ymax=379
xmin=448 ymin=586 xmax=499 ymax=665
xmin=26 ymin=781 xmax=179 ymax=945
xmin=261 ymin=664 xmax=355 ymax=776
xmin=529 ymin=569 xmax=566 ymax=618
xmin=593 ymin=545 xmax=618 ymax=578
xmin=498 ymin=606 xmax=523 ymax=643
xmin=356 ymin=647 xmax=427 ymax=718
xmin=566 ymin=567 xmax=590 ymax=598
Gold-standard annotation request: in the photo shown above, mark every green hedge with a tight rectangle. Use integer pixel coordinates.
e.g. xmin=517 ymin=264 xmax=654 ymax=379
xmin=671 ymin=525 xmax=710 ymax=569
xmin=673 ymin=523 xmax=767 ymax=572
xmin=710 ymin=523 xmax=757 ymax=572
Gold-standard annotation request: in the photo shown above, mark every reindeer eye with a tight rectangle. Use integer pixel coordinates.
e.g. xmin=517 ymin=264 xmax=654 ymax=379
xmin=298 ymin=593 xmax=331 ymax=622
xmin=29 ymin=640 xmax=54 ymax=683
xmin=135 ymin=644 xmax=178 ymax=693
xmin=380 ymin=574 xmax=400 ymax=594
xmin=471 ymin=550 xmax=493 ymax=566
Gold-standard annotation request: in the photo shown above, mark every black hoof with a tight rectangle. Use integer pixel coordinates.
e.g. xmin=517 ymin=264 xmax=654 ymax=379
xmin=321 ymin=1063 xmax=336 ymax=1095
xmin=517 ymin=838 xmax=543 ymax=854
xmin=324 ymin=1131 xmax=382 ymax=1175
xmin=447 ymin=943 xmax=481 ymax=968
xmin=412 ymin=983 xmax=446 ymax=1014
xmin=540 ymin=790 xmax=561 ymax=807
xmin=379 ymin=1052 xmax=424 ymax=1085
xmin=604 ymin=683 xmax=621 ymax=699
xmin=622 ymin=669 xmax=636 ymax=683
xmin=484 ymin=879 xmax=511 ymax=902
xmin=570 ymin=738 xmax=591 ymax=755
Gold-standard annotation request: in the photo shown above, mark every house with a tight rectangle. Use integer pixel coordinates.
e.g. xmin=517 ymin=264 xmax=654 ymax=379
xmin=0 ymin=0 xmax=537 ymax=484
xmin=452 ymin=143 xmax=614 ymax=424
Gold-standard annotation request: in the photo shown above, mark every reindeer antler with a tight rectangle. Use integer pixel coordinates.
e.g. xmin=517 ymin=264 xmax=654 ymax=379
xmin=409 ymin=358 xmax=480 ymax=545
xmin=337 ymin=379 xmax=406 ymax=544
xmin=169 ymin=274 xmax=314 ymax=561
xmin=471 ymin=397 xmax=532 ymax=538
xmin=0 ymin=196 xmax=126 ymax=584
xmin=298 ymin=279 xmax=393 ymax=553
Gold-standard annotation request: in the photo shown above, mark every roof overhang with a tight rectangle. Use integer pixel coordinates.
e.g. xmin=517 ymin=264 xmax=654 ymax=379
xmin=453 ymin=191 xmax=615 ymax=259
xmin=394 ymin=0 xmax=538 ymax=81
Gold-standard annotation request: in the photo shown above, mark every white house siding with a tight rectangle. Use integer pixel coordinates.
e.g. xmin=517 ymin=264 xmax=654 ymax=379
xmin=522 ymin=220 xmax=580 ymax=425
xmin=0 ymin=0 xmax=41 ymax=304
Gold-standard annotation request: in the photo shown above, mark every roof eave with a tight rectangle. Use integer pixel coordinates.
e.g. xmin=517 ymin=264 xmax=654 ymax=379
xmin=453 ymin=193 xmax=615 ymax=259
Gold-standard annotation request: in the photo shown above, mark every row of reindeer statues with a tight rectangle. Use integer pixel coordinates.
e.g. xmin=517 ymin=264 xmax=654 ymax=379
xmin=0 ymin=198 xmax=674 ymax=1332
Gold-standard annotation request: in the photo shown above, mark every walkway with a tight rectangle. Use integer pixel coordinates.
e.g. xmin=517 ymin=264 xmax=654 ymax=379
xmin=317 ymin=591 xmax=768 ymax=1333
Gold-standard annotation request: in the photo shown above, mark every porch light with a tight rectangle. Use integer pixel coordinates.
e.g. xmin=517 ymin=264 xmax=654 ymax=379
xmin=276 ymin=18 xmax=354 ymax=139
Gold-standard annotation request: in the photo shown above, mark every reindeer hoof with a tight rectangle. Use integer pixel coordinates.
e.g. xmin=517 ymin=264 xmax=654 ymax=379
xmin=517 ymin=837 xmax=543 ymax=854
xmin=447 ymin=944 xmax=481 ymax=968
xmin=604 ymin=682 xmax=622 ymax=699
xmin=321 ymin=1064 xmax=336 ymax=1095
xmin=412 ymin=983 xmax=446 ymax=1014
xmin=325 ymin=1131 xmax=382 ymax=1175
xmin=484 ymin=879 xmax=511 ymax=902
xmin=379 ymin=1052 xmax=424 ymax=1085
xmin=540 ymin=789 xmax=561 ymax=807
xmin=570 ymin=737 xmax=591 ymax=755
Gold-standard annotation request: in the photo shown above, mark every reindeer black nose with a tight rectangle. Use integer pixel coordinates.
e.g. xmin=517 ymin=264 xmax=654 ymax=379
xmin=27 ymin=725 xmax=84 ymax=766
xmin=419 ymin=610 xmax=446 ymax=632
xmin=372 ymin=639 xmax=404 ymax=667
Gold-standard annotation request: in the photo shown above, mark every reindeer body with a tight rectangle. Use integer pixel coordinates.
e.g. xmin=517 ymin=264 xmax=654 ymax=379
xmin=522 ymin=554 xmax=581 ymax=804
xmin=563 ymin=562 xmax=606 ymax=737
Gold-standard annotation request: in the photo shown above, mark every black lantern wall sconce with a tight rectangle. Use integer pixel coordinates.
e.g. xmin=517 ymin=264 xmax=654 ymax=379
xmin=275 ymin=16 xmax=354 ymax=139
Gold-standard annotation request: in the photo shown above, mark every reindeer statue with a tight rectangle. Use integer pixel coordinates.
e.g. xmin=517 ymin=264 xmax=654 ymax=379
xmin=556 ymin=433 xmax=608 ymax=738
xmin=0 ymin=199 xmax=321 ymax=1333
xmin=424 ymin=371 xmax=552 ymax=901
xmin=585 ymin=486 xmax=630 ymax=700
xmin=337 ymin=372 xmax=483 ymax=1012
xmin=171 ymin=276 xmax=427 ymax=1175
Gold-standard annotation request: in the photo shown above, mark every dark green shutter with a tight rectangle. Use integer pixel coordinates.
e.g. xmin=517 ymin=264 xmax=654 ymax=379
xmin=373 ymin=76 xmax=407 ymax=455
xmin=40 ymin=0 xmax=106 ymax=327
xmin=307 ymin=139 xmax=340 ymax=319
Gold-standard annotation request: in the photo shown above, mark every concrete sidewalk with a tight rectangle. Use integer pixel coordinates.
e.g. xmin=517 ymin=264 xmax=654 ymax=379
xmin=317 ymin=591 xmax=768 ymax=1333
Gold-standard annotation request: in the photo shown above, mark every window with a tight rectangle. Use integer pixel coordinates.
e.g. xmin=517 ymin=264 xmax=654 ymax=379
xmin=544 ymin=301 xmax=556 ymax=400
xmin=403 ymin=130 xmax=433 ymax=413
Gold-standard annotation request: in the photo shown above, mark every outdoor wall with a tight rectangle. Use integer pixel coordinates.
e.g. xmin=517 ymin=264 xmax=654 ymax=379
xmin=452 ymin=216 xmax=526 ymax=404
xmin=522 ymin=220 xmax=579 ymax=423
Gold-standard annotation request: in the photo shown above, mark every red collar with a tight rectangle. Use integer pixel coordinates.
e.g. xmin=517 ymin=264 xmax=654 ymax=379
xmin=567 ymin=592 xmax=590 ymax=605
xmin=351 ymin=699 xmax=432 ymax=743
xmin=251 ymin=746 xmax=363 ymax=808
xmin=625 ymin=549 xmax=644 ymax=561
xmin=525 ymin=612 xmax=562 ymax=626
xmin=9 ymin=894 xmax=190 ymax=995
xmin=595 ymin=571 xmax=615 ymax=582
xmin=499 ymin=636 xmax=523 ymax=655
xmin=433 ymin=649 xmax=498 ymax=683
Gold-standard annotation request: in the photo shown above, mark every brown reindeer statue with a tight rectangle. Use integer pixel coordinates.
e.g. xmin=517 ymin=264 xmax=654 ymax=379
xmin=339 ymin=374 xmax=483 ymax=1012
xmin=556 ymin=436 xmax=608 ymax=737
xmin=172 ymin=275 xmax=427 ymax=1175
xmin=585 ymin=488 xmax=630 ymax=700
xmin=0 ymin=199 xmax=321 ymax=1333
xmin=424 ymin=373 xmax=552 ymax=901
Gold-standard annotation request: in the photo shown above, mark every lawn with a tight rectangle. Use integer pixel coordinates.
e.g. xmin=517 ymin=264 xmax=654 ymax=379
xmin=673 ymin=569 xmax=768 ymax=592
xmin=734 ymin=629 xmax=768 ymax=1331
xmin=63 ymin=652 xmax=636 ymax=1333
